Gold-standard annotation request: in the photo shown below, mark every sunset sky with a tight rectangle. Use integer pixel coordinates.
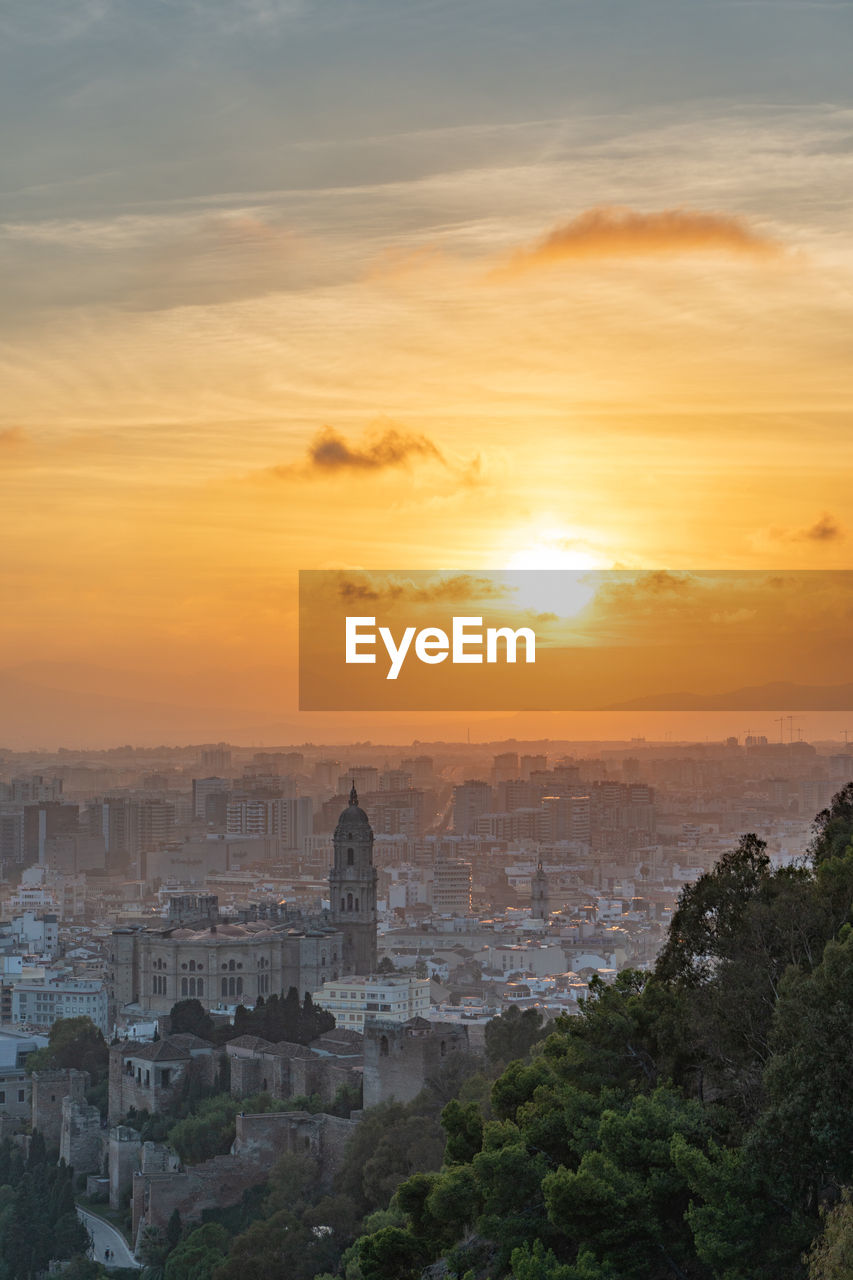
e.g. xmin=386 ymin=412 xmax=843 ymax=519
xmin=3 ymin=1 xmax=853 ymax=744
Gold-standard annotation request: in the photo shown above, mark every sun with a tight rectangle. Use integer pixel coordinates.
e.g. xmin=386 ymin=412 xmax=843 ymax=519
xmin=504 ymin=533 xmax=600 ymax=618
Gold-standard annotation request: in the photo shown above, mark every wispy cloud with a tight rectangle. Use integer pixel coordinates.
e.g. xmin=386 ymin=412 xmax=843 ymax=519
xmin=493 ymin=206 xmax=781 ymax=278
xmin=0 ymin=427 xmax=28 ymax=455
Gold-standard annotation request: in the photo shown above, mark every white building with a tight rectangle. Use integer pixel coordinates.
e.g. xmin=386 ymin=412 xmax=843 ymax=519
xmin=11 ymin=912 xmax=59 ymax=958
xmin=12 ymin=977 xmax=109 ymax=1035
xmin=313 ymin=973 xmax=430 ymax=1033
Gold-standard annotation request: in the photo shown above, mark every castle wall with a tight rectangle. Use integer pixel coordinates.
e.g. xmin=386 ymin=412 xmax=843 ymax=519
xmin=31 ymin=1069 xmax=89 ymax=1149
xmin=109 ymin=1125 xmax=142 ymax=1210
xmin=132 ymin=1111 xmax=356 ymax=1244
xmin=59 ymin=1096 xmax=104 ymax=1175
xmin=362 ymin=1020 xmax=469 ymax=1109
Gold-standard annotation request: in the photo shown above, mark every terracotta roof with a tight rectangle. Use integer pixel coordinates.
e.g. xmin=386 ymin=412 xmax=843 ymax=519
xmin=167 ymin=1034 xmax=213 ymax=1050
xmin=225 ymin=1036 xmax=275 ymax=1052
xmin=129 ymin=1039 xmax=191 ymax=1062
xmin=264 ymin=1041 xmax=313 ymax=1059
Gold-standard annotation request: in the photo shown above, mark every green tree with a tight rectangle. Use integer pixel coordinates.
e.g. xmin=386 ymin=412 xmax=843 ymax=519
xmin=26 ymin=1016 xmax=109 ymax=1081
xmin=806 ymin=1192 xmax=853 ymax=1280
xmin=168 ymin=1000 xmax=215 ymax=1041
xmin=484 ymin=1005 xmax=549 ymax=1069
xmin=163 ymin=1223 xmax=229 ymax=1280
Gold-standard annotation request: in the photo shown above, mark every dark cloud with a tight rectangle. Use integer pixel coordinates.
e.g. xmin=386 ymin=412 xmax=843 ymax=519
xmin=337 ymin=573 xmax=511 ymax=606
xmin=308 ymin=425 xmax=443 ymax=472
xmin=798 ymin=513 xmax=843 ymax=542
xmin=771 ymin=513 xmax=844 ymax=544
xmin=494 ymin=206 xmax=780 ymax=277
xmin=266 ymin=425 xmax=446 ymax=482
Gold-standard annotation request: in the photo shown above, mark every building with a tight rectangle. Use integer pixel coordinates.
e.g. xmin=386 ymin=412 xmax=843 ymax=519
xmin=432 ymin=859 xmax=472 ymax=914
xmin=452 ymin=780 xmax=493 ymax=835
xmin=362 ymin=1017 xmax=469 ymax=1107
xmin=329 ymin=785 xmax=378 ymax=976
xmin=531 ymin=860 xmax=549 ymax=920
xmin=108 ymin=1034 xmax=217 ymax=1124
xmin=313 ymin=973 xmax=430 ymax=1033
xmin=108 ymin=919 xmax=344 ymax=1017
xmin=12 ymin=977 xmax=109 ymax=1035
xmin=226 ymin=796 xmax=313 ymax=847
xmin=192 ymin=777 xmax=231 ymax=821
xmin=0 ymin=1030 xmax=44 ymax=1132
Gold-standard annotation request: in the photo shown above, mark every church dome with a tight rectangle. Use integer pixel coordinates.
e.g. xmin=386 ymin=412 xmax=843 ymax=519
xmin=334 ymin=783 xmax=373 ymax=836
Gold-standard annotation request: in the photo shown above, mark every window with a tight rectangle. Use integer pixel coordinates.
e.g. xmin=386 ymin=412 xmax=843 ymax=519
xmin=347 ymin=847 xmax=354 ymax=865
xmin=181 ymin=978 xmax=188 ymax=996
xmin=197 ymin=979 xmax=204 ymax=997
xmin=0 ymin=1091 xmax=5 ymax=1103
xmin=17 ymin=1090 xmax=24 ymax=1103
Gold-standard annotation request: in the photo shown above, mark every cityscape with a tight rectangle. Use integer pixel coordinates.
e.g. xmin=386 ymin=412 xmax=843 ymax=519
xmin=1 ymin=730 xmax=852 ymax=1274
xmin=4 ymin=0 xmax=853 ymax=1276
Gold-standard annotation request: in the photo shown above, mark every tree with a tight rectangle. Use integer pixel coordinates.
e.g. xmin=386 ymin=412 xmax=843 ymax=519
xmin=484 ymin=1005 xmax=549 ymax=1068
xmin=806 ymin=1192 xmax=853 ymax=1280
xmin=809 ymin=782 xmax=853 ymax=864
xmin=168 ymin=1000 xmax=215 ymax=1041
xmin=25 ymin=1016 xmax=109 ymax=1081
xmin=655 ymin=833 xmax=771 ymax=986
xmin=163 ymin=1223 xmax=229 ymax=1280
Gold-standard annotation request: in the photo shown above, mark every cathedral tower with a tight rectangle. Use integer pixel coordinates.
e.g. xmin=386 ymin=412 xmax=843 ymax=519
xmin=329 ymin=784 xmax=378 ymax=975
xmin=531 ymin=859 xmax=549 ymax=922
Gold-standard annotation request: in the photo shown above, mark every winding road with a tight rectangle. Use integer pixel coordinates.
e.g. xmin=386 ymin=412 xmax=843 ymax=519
xmin=77 ymin=1206 xmax=141 ymax=1270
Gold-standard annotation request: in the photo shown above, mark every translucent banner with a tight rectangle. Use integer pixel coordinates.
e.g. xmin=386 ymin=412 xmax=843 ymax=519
xmin=299 ymin=569 xmax=853 ymax=711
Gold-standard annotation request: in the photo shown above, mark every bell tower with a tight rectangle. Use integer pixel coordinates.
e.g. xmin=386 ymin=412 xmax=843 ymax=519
xmin=531 ymin=859 xmax=549 ymax=922
xmin=329 ymin=784 xmax=378 ymax=975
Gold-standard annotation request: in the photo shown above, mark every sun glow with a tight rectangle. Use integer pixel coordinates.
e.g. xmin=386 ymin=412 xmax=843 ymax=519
xmin=505 ymin=537 xmax=600 ymax=618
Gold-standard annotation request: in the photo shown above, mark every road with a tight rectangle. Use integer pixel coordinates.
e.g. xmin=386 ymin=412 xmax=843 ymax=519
xmin=77 ymin=1206 xmax=141 ymax=1270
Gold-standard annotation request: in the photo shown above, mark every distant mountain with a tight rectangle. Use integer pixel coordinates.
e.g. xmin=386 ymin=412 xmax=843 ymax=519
xmin=607 ymin=681 xmax=853 ymax=711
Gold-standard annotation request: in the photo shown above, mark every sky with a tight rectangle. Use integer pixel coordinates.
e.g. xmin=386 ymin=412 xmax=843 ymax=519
xmin=2 ymin=0 xmax=853 ymax=745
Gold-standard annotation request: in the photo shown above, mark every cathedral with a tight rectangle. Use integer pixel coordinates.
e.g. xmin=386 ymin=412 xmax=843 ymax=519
xmin=108 ymin=787 xmax=379 ymax=1018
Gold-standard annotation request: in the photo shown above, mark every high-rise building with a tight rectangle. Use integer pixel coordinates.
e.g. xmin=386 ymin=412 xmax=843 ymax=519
xmin=329 ymin=785 xmax=378 ymax=976
xmin=432 ymin=859 xmax=472 ymax=914
xmin=493 ymin=752 xmax=520 ymax=783
xmin=520 ymin=754 xmax=547 ymax=780
xmin=452 ymin=780 xmax=493 ymax=834
xmin=192 ymin=777 xmax=231 ymax=820
xmin=200 ymin=744 xmax=232 ymax=772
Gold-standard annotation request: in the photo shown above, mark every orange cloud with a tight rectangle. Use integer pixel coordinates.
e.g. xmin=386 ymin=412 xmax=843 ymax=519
xmin=0 ymin=428 xmax=28 ymax=460
xmin=495 ymin=206 xmax=780 ymax=277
